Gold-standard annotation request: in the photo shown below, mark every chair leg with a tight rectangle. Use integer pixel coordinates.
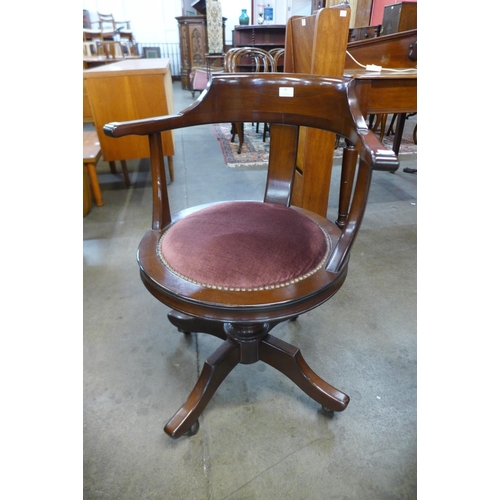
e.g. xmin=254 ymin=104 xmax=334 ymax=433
xmin=387 ymin=114 xmax=398 ymax=136
xmin=378 ymin=114 xmax=388 ymax=141
xmin=236 ymin=123 xmax=244 ymax=154
xmin=392 ymin=113 xmax=407 ymax=155
xmin=230 ymin=123 xmax=244 ymax=153
xmin=259 ymin=334 xmax=350 ymax=412
xmin=120 ymin=160 xmax=131 ymax=187
xmin=167 ymin=156 xmax=174 ymax=182
xmin=109 ymin=160 xmax=131 ymax=187
xmin=164 ymin=339 xmax=241 ymax=438
xmin=164 ymin=319 xmax=348 ymax=439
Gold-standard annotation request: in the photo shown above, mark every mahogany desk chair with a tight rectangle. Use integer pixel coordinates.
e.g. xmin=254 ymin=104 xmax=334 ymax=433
xmin=104 ymin=73 xmax=398 ymax=439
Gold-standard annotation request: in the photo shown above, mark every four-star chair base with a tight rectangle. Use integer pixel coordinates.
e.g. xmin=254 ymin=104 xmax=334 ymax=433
xmin=165 ymin=311 xmax=349 ymax=439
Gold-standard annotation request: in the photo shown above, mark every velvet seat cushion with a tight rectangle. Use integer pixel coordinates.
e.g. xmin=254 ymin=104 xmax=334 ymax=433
xmin=158 ymin=201 xmax=331 ymax=291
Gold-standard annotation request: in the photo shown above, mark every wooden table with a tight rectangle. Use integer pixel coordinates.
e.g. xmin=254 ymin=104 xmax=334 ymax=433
xmin=345 ymin=68 xmax=417 ymax=116
xmin=287 ymin=67 xmax=416 ymax=217
xmin=84 ymin=58 xmax=175 ymax=181
xmin=344 ymin=68 xmax=417 ymax=153
xmin=344 ymin=30 xmax=417 ymax=154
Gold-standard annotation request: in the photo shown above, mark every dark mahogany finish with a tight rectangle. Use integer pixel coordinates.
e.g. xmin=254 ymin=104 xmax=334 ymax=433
xmin=104 ymin=74 xmax=398 ymax=438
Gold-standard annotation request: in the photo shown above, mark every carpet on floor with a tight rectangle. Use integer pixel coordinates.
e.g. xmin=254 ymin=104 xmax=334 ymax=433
xmin=213 ymin=118 xmax=416 ymax=168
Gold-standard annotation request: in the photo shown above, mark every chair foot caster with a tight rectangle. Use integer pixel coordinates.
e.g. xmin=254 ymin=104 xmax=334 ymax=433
xmin=403 ymin=167 xmax=417 ymax=174
xmin=186 ymin=419 xmax=200 ymax=436
xmin=321 ymin=405 xmax=335 ymax=415
xmin=177 ymin=328 xmax=191 ymax=334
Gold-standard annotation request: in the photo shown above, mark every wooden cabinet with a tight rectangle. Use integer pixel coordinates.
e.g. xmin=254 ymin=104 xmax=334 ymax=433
xmin=232 ymin=25 xmax=286 ymax=70
xmin=176 ymin=15 xmax=226 ymax=90
xmin=233 ymin=24 xmax=286 ymax=49
xmin=83 ymin=58 xmax=175 ymax=164
xmin=176 ymin=15 xmax=208 ymax=90
xmin=348 ymin=25 xmax=381 ymax=42
xmin=381 ymin=2 xmax=417 ymax=36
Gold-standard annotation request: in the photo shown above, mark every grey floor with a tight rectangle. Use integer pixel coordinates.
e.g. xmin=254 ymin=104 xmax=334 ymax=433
xmin=83 ymin=81 xmax=417 ymax=500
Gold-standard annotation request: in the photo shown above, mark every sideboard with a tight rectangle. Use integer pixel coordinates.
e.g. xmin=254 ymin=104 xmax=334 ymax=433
xmin=83 ymin=58 xmax=175 ymax=179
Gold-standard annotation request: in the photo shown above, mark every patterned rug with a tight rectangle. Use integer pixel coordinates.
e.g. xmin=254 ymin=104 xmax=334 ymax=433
xmin=213 ymin=119 xmax=417 ymax=168
xmin=213 ymin=122 xmax=270 ymax=168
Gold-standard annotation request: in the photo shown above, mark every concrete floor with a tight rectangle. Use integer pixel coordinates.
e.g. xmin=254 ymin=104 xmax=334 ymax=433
xmin=83 ymin=81 xmax=417 ymax=499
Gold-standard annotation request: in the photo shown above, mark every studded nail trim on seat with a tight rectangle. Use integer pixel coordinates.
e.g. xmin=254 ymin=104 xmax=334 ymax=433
xmin=158 ymin=201 xmax=331 ymax=291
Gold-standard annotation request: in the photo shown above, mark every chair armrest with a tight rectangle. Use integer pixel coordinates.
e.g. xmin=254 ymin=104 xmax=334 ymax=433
xmin=326 ymin=131 xmax=398 ymax=274
xmin=359 ymin=131 xmax=400 ymax=173
xmin=104 ymin=114 xmax=179 ymax=138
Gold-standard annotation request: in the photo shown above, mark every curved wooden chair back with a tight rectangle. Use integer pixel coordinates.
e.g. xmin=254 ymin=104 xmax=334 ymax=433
xmin=222 ymin=48 xmax=276 ymax=152
xmin=268 ymin=48 xmax=285 ymax=71
xmin=96 ymin=12 xmax=133 ymax=44
xmin=224 ymin=47 xmax=275 ymax=73
xmin=97 ymin=12 xmax=131 ymax=32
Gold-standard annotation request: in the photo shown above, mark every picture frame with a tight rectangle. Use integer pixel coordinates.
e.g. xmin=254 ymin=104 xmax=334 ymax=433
xmin=143 ymin=46 xmax=162 ymax=59
xmin=83 ymin=41 xmax=98 ymax=57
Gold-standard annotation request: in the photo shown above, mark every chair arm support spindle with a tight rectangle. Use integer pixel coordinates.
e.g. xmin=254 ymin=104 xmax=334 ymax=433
xmin=149 ymin=133 xmax=171 ymax=231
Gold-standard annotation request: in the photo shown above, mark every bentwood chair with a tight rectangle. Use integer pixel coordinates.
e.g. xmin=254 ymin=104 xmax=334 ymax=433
xmin=103 ymin=73 xmax=398 ymax=439
xmin=223 ymin=48 xmax=275 ymax=153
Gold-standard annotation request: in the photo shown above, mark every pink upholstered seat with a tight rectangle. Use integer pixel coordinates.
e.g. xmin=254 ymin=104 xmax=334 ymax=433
xmin=159 ymin=201 xmax=330 ymax=291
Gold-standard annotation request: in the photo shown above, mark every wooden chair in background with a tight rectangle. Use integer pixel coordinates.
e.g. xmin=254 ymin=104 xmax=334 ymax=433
xmin=257 ymin=48 xmax=285 ymax=141
xmin=103 ymin=73 xmax=398 ymax=438
xmin=96 ymin=12 xmax=134 ymax=43
xmin=223 ymin=47 xmax=275 ymax=153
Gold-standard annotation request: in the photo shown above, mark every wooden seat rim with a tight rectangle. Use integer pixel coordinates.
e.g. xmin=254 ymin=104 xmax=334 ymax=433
xmin=137 ymin=203 xmax=347 ymax=322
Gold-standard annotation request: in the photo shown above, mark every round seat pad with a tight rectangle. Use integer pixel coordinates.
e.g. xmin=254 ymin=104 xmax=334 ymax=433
xmin=158 ymin=202 xmax=331 ymax=291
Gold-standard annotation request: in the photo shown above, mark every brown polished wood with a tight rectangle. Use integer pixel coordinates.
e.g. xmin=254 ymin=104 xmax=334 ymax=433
xmin=103 ymin=73 xmax=398 ymax=439
xmin=349 ymin=24 xmax=381 ymax=42
xmin=345 ymin=29 xmax=417 ymax=69
xmin=344 ymin=69 xmax=417 ymax=116
xmin=345 ymin=29 xmax=417 ymax=154
xmin=283 ymin=4 xmax=351 ymax=217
